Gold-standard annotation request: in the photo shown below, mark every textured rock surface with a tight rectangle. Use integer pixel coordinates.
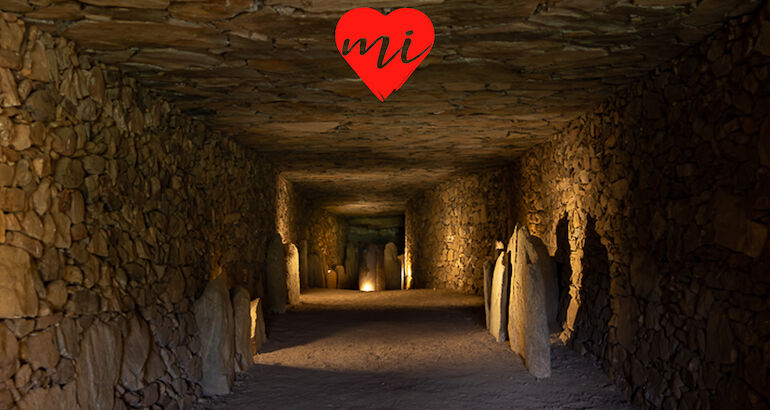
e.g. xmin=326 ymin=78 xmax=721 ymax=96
xmin=231 ymin=286 xmax=253 ymax=373
xmin=487 ymin=252 xmax=508 ymax=342
xmin=3 ymin=0 xmax=763 ymax=215
xmin=483 ymin=259 xmax=493 ymax=330
xmin=510 ymin=7 xmax=770 ymax=408
xmin=119 ymin=313 xmax=151 ymax=391
xmin=265 ymin=234 xmax=287 ymax=314
xmin=308 ymin=252 xmax=325 ymax=289
xmin=284 ymin=243 xmax=300 ymax=305
xmin=0 ymin=245 xmax=38 ymax=318
xmin=507 ymin=226 xmax=551 ymax=379
xmin=0 ymin=323 xmax=18 ymax=381
xmin=383 ymin=242 xmax=401 ymax=290
xmin=334 ymin=265 xmax=348 ymax=289
xmin=193 ymin=277 xmax=234 ymax=396
xmin=299 ymin=240 xmax=308 ymax=291
xmin=0 ymin=2 xmax=766 ymax=409
xmin=531 ymin=236 xmax=559 ymax=327
xmin=324 ymin=269 xmax=337 ymax=289
xmin=77 ymin=319 xmax=122 ymax=410
xmin=406 ymin=171 xmax=513 ymax=294
xmin=359 ymin=244 xmax=385 ymax=291
xmin=0 ymin=9 xmax=324 ymax=410
xmin=249 ymin=298 xmax=267 ymax=356
xmin=344 ymin=242 xmax=358 ymax=289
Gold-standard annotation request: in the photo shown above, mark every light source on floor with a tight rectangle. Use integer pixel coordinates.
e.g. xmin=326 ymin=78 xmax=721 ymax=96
xmin=360 ymin=282 xmax=374 ymax=292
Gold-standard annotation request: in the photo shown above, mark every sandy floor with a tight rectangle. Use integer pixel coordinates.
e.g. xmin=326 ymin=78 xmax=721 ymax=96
xmin=195 ymin=289 xmax=635 ymax=410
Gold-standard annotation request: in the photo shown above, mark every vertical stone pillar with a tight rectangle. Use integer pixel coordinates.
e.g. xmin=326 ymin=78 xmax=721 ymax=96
xmin=384 ymin=242 xmax=400 ymax=290
xmin=265 ymin=234 xmax=287 ymax=314
xmin=299 ymin=240 xmax=309 ymax=290
xmin=284 ymin=243 xmax=300 ymax=305
xmin=193 ymin=276 xmax=235 ymax=395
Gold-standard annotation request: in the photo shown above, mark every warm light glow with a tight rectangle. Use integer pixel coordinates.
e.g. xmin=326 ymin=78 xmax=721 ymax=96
xmin=360 ymin=282 xmax=374 ymax=292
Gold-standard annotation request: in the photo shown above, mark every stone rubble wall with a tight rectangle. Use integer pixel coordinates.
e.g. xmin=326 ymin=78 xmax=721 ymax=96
xmin=276 ymin=176 xmax=347 ymax=285
xmin=276 ymin=175 xmax=301 ymax=246
xmin=0 ymin=14 xmax=288 ymax=409
xmin=406 ymin=170 xmax=513 ymax=295
xmin=300 ymin=205 xmax=347 ymax=273
xmin=510 ymin=6 xmax=770 ymax=409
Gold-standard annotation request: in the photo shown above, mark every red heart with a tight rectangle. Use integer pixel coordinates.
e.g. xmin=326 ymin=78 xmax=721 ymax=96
xmin=335 ymin=8 xmax=434 ymax=102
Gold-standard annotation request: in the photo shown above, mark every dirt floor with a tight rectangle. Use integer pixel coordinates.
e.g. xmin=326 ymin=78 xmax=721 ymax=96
xmin=195 ymin=289 xmax=635 ymax=410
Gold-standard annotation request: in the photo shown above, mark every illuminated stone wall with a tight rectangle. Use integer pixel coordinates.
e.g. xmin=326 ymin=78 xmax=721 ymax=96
xmin=511 ymin=7 xmax=770 ymax=409
xmin=0 ymin=15 xmax=286 ymax=408
xmin=406 ymin=170 xmax=513 ymax=294
xmin=302 ymin=206 xmax=347 ymax=268
xmin=277 ymin=179 xmax=347 ymax=275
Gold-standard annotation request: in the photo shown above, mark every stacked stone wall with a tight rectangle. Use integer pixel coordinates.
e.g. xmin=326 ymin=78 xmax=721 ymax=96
xmin=406 ymin=170 xmax=513 ymax=294
xmin=0 ymin=14 xmax=283 ymax=409
xmin=511 ymin=7 xmax=770 ymax=408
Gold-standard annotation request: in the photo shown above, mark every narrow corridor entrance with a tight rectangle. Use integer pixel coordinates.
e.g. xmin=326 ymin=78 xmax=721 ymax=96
xmin=196 ymin=289 xmax=633 ymax=410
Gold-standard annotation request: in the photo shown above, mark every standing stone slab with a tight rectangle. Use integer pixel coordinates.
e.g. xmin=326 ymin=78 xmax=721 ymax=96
xmin=309 ymin=251 xmax=325 ymax=288
xmin=284 ymin=243 xmax=300 ymax=305
xmin=0 ymin=322 xmax=19 ymax=381
xmin=249 ymin=298 xmax=267 ymax=356
xmin=299 ymin=240 xmax=308 ymax=290
xmin=308 ymin=252 xmax=319 ymax=288
xmin=265 ymin=234 xmax=287 ymax=314
xmin=508 ymin=226 xmax=551 ymax=379
xmin=231 ymin=286 xmax=253 ymax=373
xmin=531 ymin=236 xmax=559 ymax=327
xmin=359 ymin=243 xmax=385 ymax=291
xmin=488 ymin=251 xmax=509 ymax=342
xmin=483 ymin=259 xmax=494 ymax=330
xmin=383 ymin=242 xmax=400 ymax=290
xmin=324 ymin=268 xmax=337 ymax=289
xmin=193 ymin=276 xmax=235 ymax=396
xmin=334 ymin=265 xmax=347 ymax=289
xmin=119 ymin=313 xmax=151 ymax=391
xmin=18 ymin=383 xmax=77 ymax=410
xmin=344 ymin=242 xmax=358 ymax=289
xmin=77 ymin=319 xmax=123 ymax=410
xmin=0 ymin=245 xmax=38 ymax=318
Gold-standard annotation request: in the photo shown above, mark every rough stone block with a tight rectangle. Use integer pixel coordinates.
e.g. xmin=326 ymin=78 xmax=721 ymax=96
xmin=0 ymin=245 xmax=38 ymax=318
xmin=508 ymin=226 xmax=551 ymax=379
xmin=488 ymin=251 xmax=509 ymax=342
xmin=77 ymin=319 xmax=122 ymax=410
xmin=284 ymin=242 xmax=300 ymax=305
xmin=231 ymin=285 xmax=253 ymax=373
xmin=193 ymin=276 xmax=235 ymax=396
xmin=265 ymin=233 xmax=287 ymax=314
xmin=249 ymin=298 xmax=267 ymax=356
xmin=384 ymin=242 xmax=401 ymax=290
xmin=119 ymin=313 xmax=151 ymax=391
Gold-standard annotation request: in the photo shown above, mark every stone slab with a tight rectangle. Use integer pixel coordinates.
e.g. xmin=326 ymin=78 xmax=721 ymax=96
xmin=284 ymin=243 xmax=300 ymax=305
xmin=508 ymin=226 xmax=551 ymax=379
xmin=488 ymin=251 xmax=509 ymax=342
xmin=265 ymin=233 xmax=287 ymax=314
xmin=193 ymin=276 xmax=235 ymax=396
xmin=231 ymin=285 xmax=253 ymax=373
xmin=383 ymin=242 xmax=401 ymax=290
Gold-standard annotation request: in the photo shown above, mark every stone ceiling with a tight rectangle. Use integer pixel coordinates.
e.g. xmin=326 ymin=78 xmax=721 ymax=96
xmin=2 ymin=0 xmax=763 ymax=215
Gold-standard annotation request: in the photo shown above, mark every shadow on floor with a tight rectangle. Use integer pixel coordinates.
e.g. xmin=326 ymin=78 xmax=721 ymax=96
xmin=262 ymin=305 xmax=485 ymax=353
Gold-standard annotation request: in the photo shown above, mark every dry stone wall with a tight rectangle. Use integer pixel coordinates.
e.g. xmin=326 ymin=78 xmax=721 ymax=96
xmin=276 ymin=178 xmax=347 ymax=287
xmin=298 ymin=205 xmax=346 ymax=281
xmin=406 ymin=171 xmax=513 ymax=294
xmin=511 ymin=6 xmax=770 ymax=409
xmin=0 ymin=14 xmax=285 ymax=409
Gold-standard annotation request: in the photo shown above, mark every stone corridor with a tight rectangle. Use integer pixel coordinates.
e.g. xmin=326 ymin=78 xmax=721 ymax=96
xmin=0 ymin=0 xmax=769 ymax=409
xmin=196 ymin=289 xmax=634 ymax=410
